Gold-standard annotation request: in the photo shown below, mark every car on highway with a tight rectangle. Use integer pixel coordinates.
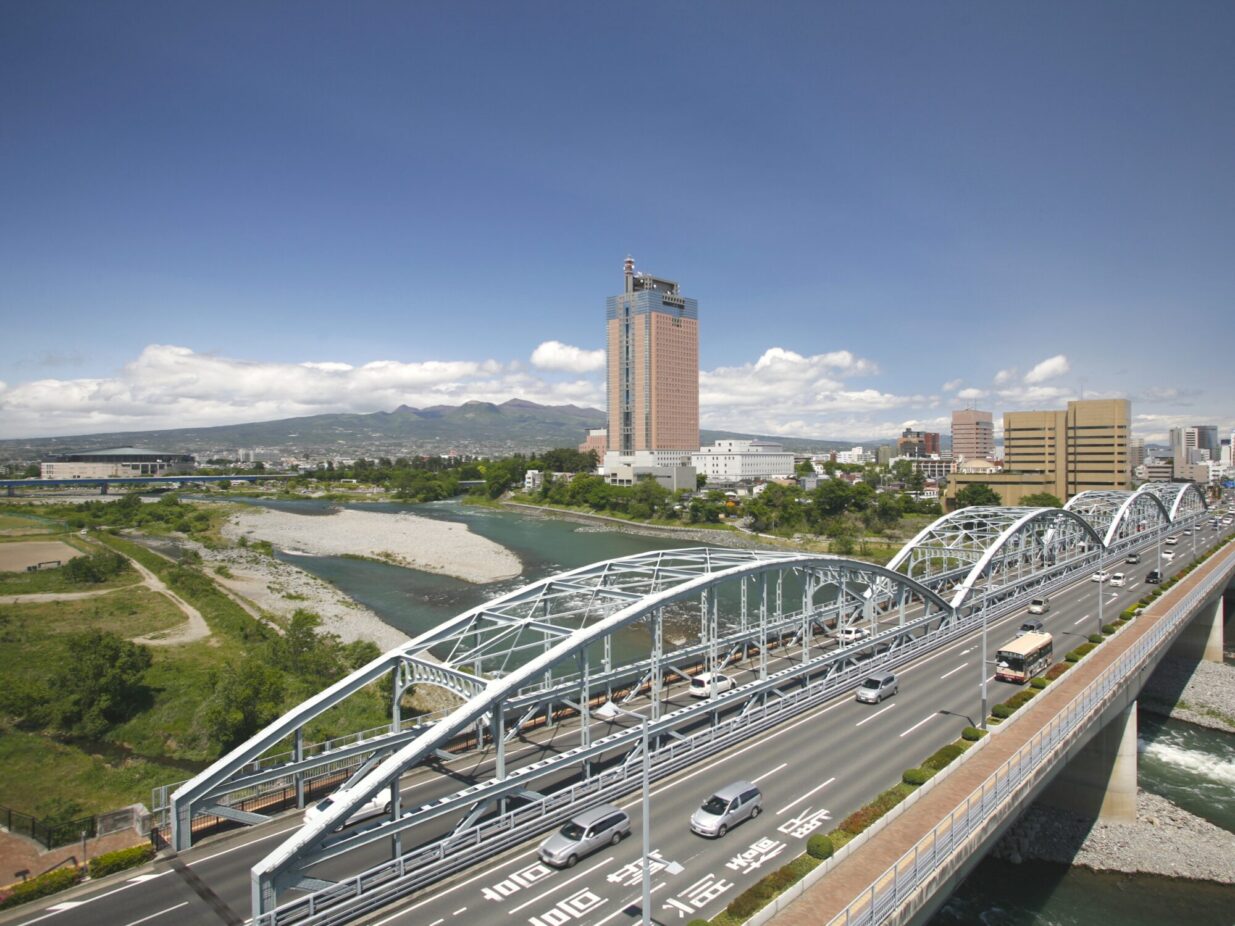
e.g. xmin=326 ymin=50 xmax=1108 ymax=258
xmin=539 ymin=804 xmax=630 ymax=867
xmin=690 ymin=781 xmax=762 ymax=837
xmin=855 ymin=671 xmax=899 ymax=703
xmin=1109 ymin=572 xmax=1127 ymax=587
xmin=1146 ymin=570 xmax=1162 ymax=584
xmin=1165 ymin=536 xmax=1178 ymax=546
xmin=836 ymin=625 xmax=872 ymax=644
xmin=303 ymin=791 xmax=391 ymax=828
xmin=1163 ymin=550 xmax=1176 ymax=561
xmin=1018 ymin=618 xmax=1045 ymax=636
xmin=689 ymin=672 xmax=735 ymax=698
xmin=1026 ymin=598 xmax=1050 ymax=615
xmin=1125 ymin=552 xmax=1140 ymax=565
xmin=1090 ymin=571 xmax=1110 ymax=583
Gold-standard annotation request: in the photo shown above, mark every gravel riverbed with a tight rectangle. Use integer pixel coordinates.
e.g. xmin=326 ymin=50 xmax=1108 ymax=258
xmin=1141 ymin=656 xmax=1235 ymax=733
xmin=994 ymin=789 xmax=1235 ymax=883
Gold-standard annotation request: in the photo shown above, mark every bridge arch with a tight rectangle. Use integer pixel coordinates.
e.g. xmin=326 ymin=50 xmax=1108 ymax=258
xmin=1137 ymin=481 xmax=1208 ymax=522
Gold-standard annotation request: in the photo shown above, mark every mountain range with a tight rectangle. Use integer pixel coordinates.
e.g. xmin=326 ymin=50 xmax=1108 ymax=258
xmin=0 ymin=400 xmax=865 ymax=459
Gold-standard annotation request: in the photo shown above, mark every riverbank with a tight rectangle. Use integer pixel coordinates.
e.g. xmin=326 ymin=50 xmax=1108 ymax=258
xmin=224 ymin=506 xmax=522 ymax=583
xmin=501 ymin=500 xmax=778 ymax=549
xmin=994 ymin=788 xmax=1235 ymax=883
xmin=1140 ymin=656 xmax=1235 ymax=733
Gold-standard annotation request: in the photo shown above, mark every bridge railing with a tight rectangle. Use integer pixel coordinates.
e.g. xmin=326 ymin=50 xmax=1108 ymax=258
xmin=821 ymin=538 xmax=1234 ymax=926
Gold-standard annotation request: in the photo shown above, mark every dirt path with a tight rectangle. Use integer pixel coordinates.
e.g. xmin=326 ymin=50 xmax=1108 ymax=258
xmin=0 ymin=582 xmax=140 ymax=604
xmin=124 ymin=557 xmax=211 ymax=646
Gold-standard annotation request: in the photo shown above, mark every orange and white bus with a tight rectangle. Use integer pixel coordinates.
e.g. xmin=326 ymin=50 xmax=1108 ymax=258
xmin=995 ymin=631 xmax=1053 ymax=683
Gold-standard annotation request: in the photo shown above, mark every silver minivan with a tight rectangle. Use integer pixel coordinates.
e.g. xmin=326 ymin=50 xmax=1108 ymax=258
xmin=855 ymin=671 xmax=898 ymax=704
xmin=690 ymin=781 xmax=762 ymax=837
xmin=538 ymin=803 xmax=630 ymax=867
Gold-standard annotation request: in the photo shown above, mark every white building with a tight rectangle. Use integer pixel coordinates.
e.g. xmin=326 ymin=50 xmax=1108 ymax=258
xmin=523 ymin=469 xmax=543 ymax=493
xmin=601 ymin=453 xmax=696 ymax=492
xmin=833 ymin=446 xmax=871 ymax=465
xmin=690 ymin=440 xmax=796 ymax=485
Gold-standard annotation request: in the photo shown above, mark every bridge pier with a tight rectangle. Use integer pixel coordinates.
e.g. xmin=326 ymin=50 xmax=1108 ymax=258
xmin=1040 ymin=701 xmax=1138 ymax=823
xmin=1171 ymin=595 xmax=1224 ymax=664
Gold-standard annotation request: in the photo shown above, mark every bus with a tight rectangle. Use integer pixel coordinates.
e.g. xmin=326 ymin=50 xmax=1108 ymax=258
xmin=995 ymin=631 xmax=1053 ymax=683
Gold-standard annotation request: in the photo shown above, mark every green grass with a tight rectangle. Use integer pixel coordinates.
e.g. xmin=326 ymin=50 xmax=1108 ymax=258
xmin=0 ymin=563 xmax=142 ymax=596
xmin=0 ymin=513 xmax=63 ymax=532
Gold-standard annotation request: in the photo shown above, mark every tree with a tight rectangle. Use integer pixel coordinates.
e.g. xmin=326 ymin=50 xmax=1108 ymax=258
xmin=795 ymin=460 xmax=816 ymax=477
xmin=956 ymin=483 xmax=1002 ymax=507
xmin=47 ymin=632 xmax=152 ymax=736
xmin=1020 ymin=493 xmax=1063 ymax=508
xmin=201 ymin=658 xmax=286 ymax=752
xmin=696 ymin=473 xmax=708 ymax=490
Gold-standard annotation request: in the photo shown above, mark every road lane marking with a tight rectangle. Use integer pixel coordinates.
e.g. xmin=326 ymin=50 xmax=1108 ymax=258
xmin=940 ymin=662 xmax=968 ymax=680
xmin=452 ymin=906 xmax=467 ymax=916
xmin=1073 ymin=614 xmax=1091 ymax=626
xmin=752 ymin=762 xmax=787 ymax=784
xmin=507 ymin=855 xmax=614 ymax=913
xmin=776 ymin=777 xmax=835 ymax=815
xmin=593 ymin=881 xmax=669 ymax=926
xmin=123 ymin=902 xmax=189 ymax=926
xmin=899 ymin=714 xmax=941 ymax=738
xmin=854 ymin=703 xmax=895 ymax=727
xmin=44 ymin=904 xmax=83 ymax=912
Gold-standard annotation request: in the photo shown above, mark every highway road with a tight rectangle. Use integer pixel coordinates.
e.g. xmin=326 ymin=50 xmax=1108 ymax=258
xmin=8 ymin=523 xmax=1221 ymax=926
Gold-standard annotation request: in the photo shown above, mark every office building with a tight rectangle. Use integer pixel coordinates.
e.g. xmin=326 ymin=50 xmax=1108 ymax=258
xmin=41 ymin=447 xmax=196 ymax=480
xmin=691 ymin=440 xmax=796 ymax=484
xmin=896 ymin=429 xmax=940 ymax=458
xmin=1128 ymin=437 xmax=1146 ymax=471
xmin=578 ymin=428 xmax=608 ymax=459
xmin=1136 ymin=459 xmax=1174 ymax=483
xmin=606 ymin=257 xmax=698 ymax=456
xmin=951 ymin=409 xmax=994 ymax=462
xmin=946 ymin=399 xmax=1130 ymax=507
xmin=602 ymin=452 xmax=696 ymax=492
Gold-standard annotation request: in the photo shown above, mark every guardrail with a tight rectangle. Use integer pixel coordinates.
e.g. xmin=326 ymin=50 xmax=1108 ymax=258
xmin=820 ymin=537 xmax=1235 ymax=926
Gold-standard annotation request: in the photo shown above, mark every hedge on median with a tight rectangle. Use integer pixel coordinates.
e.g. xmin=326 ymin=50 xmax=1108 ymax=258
xmin=0 ymin=867 xmax=83 ymax=910
xmin=88 ymin=844 xmax=154 ymax=879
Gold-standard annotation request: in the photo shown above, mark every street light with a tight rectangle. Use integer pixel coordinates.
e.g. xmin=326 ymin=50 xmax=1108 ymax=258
xmin=595 ymin=700 xmax=652 ymax=926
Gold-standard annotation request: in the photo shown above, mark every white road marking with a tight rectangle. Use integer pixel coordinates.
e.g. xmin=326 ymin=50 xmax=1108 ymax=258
xmin=854 ymin=703 xmax=896 ymax=727
xmin=776 ymin=777 xmax=835 ymax=815
xmin=125 ymin=874 xmax=161 ymax=884
xmin=752 ymin=762 xmax=788 ymax=784
xmin=592 ymin=881 xmax=669 ymax=926
xmin=452 ymin=906 xmax=467 ymax=916
xmin=507 ymin=855 xmax=614 ymax=914
xmin=940 ymin=662 xmax=968 ymax=680
xmin=44 ymin=904 xmax=83 ymax=912
xmin=123 ymin=902 xmax=189 ymax=926
xmin=1073 ymin=614 xmax=1091 ymax=626
xmin=899 ymin=714 xmax=941 ymax=738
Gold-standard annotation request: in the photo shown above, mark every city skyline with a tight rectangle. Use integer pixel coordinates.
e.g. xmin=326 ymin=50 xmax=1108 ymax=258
xmin=2 ymin=4 xmax=1232 ymax=442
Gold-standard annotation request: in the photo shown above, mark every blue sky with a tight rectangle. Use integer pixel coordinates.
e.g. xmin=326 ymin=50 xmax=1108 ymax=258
xmin=1 ymin=2 xmax=1232 ymax=442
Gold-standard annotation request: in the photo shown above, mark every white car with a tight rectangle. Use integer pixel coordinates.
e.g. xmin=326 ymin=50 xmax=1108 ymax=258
xmin=1090 ymin=571 xmax=1110 ymax=583
xmin=689 ymin=672 xmax=735 ymax=698
xmin=1164 ymin=537 xmax=1178 ymax=546
xmin=303 ymin=791 xmax=391 ymax=828
xmin=1109 ymin=572 xmax=1126 ymax=587
xmin=1163 ymin=550 xmax=1176 ymax=561
xmin=836 ymin=625 xmax=872 ymax=644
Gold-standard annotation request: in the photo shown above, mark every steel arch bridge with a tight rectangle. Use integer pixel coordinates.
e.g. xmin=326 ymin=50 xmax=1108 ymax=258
xmin=166 ymin=492 xmax=1208 ymax=922
xmin=1136 ymin=480 xmax=1208 ymax=522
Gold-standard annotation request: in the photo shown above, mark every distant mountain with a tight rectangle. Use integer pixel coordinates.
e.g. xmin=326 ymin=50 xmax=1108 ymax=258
xmin=0 ymin=399 xmax=868 ymax=459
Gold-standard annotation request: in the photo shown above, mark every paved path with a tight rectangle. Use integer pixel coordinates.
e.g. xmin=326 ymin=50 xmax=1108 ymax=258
xmin=773 ymin=539 xmax=1234 ymax=926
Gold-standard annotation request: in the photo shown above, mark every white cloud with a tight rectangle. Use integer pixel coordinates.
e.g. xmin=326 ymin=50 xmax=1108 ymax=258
xmin=530 ymin=340 xmax=605 ymax=373
xmin=1023 ymin=354 xmax=1070 ymax=384
xmin=993 ymin=368 xmax=1017 ymax=386
xmin=941 ymin=379 xmax=963 ymax=392
xmin=956 ymin=387 xmax=987 ymax=400
xmin=0 ymin=344 xmax=604 ymax=438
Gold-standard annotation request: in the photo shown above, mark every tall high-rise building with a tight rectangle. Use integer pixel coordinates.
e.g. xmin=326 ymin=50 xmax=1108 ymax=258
xmin=897 ymin=429 xmax=941 ymax=458
xmin=951 ymin=409 xmax=994 ymax=461
xmin=1170 ymin=425 xmax=1219 ymax=466
xmin=606 ymin=257 xmax=699 ymax=454
xmin=947 ymin=399 xmax=1130 ymax=506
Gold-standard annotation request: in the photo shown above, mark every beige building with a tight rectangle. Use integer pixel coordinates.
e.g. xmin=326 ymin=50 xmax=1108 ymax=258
xmin=947 ymin=399 xmax=1130 ymax=507
xmin=578 ymin=428 xmax=608 ymax=459
xmin=606 ymin=257 xmax=698 ymax=454
xmin=951 ymin=409 xmax=994 ymax=461
xmin=41 ymin=447 xmax=196 ymax=480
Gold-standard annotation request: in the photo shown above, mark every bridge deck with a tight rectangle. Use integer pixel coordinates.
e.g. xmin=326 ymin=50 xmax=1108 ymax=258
xmin=774 ymin=540 xmax=1232 ymax=926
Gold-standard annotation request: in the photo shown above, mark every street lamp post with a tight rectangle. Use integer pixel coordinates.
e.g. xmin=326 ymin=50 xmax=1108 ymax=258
xmin=979 ymin=598 xmax=989 ymax=731
xmin=596 ymin=700 xmax=651 ymax=926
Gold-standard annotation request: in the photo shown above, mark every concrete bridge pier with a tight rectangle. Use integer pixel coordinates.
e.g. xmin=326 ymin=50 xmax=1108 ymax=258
xmin=1172 ymin=595 xmax=1225 ymax=663
xmin=1040 ymin=701 xmax=1138 ymax=823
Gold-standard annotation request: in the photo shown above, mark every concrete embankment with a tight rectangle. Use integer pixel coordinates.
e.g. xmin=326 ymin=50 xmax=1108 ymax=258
xmin=994 ymin=789 xmax=1235 ymax=883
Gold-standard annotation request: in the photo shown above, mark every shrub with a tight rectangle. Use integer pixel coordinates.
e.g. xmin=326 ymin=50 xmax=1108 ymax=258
xmin=1122 ymin=607 xmax=1137 ymax=620
xmin=88 ymin=844 xmax=154 ymax=879
xmin=807 ymin=834 xmax=834 ymax=860
xmin=961 ymin=726 xmax=986 ymax=741
xmin=0 ymin=867 xmax=82 ymax=910
xmin=991 ymin=703 xmax=1013 ymax=719
xmin=727 ymin=881 xmax=775 ymax=918
xmin=688 ymin=920 xmax=710 ymax=926
xmin=903 ymin=767 xmax=932 ymax=786
xmin=1044 ymin=663 xmax=1071 ymax=680
xmin=1030 ymin=677 xmax=1048 ymax=690
xmin=1101 ymin=623 xmax=1118 ymax=635
xmin=1088 ymin=633 xmax=1105 ymax=644
xmin=923 ymin=743 xmax=965 ymax=771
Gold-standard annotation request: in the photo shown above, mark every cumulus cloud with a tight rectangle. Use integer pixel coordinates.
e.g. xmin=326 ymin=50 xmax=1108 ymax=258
xmin=0 ymin=344 xmax=603 ymax=438
xmin=530 ymin=340 xmax=605 ymax=374
xmin=956 ymin=387 xmax=987 ymax=400
xmin=941 ymin=379 xmax=963 ymax=392
xmin=993 ymin=368 xmax=1017 ymax=386
xmin=1023 ymin=354 xmax=1070 ymax=384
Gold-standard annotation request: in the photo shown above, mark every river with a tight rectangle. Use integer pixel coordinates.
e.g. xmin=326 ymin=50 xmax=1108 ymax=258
xmin=219 ymin=496 xmax=1235 ymax=923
